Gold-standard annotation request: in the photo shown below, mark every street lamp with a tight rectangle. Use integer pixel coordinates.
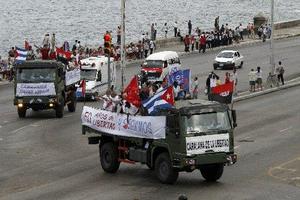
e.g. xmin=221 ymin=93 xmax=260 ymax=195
xmin=270 ymin=0 xmax=275 ymax=75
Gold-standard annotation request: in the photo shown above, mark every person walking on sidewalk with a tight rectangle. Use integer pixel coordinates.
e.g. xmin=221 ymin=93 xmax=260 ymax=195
xmin=163 ymin=23 xmax=169 ymax=38
xmin=192 ymin=77 xmax=199 ymax=99
xmin=248 ymin=68 xmax=256 ymax=92
xmin=184 ymin=35 xmax=190 ymax=52
xmin=174 ymin=21 xmax=178 ymax=37
xmin=276 ymin=61 xmax=285 ymax=85
xmin=188 ymin=20 xmax=192 ymax=35
xmin=199 ymin=33 xmax=206 ymax=53
xmin=256 ymin=66 xmax=263 ymax=91
xmin=231 ymin=68 xmax=238 ymax=96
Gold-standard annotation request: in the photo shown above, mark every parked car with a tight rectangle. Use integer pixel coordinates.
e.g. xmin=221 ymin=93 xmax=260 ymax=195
xmin=213 ymin=50 xmax=244 ymax=70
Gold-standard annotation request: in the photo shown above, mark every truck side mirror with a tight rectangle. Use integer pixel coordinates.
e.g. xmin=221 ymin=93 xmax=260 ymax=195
xmin=231 ymin=110 xmax=237 ymax=128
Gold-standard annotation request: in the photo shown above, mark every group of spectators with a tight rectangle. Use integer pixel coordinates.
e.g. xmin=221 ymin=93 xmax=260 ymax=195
xmin=182 ymin=21 xmax=271 ymax=53
xmin=248 ymin=61 xmax=285 ymax=92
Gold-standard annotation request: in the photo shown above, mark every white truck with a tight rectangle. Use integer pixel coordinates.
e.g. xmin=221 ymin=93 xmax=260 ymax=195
xmin=77 ymin=56 xmax=116 ymax=99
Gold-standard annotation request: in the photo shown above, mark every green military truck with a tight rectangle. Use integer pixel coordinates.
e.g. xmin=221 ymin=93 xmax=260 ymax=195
xmin=81 ymin=99 xmax=237 ymax=184
xmin=14 ymin=60 xmax=80 ymax=118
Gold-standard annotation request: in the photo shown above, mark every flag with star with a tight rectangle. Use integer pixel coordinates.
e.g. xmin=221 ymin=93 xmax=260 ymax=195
xmin=142 ymin=86 xmax=175 ymax=115
xmin=123 ymin=75 xmax=141 ymax=107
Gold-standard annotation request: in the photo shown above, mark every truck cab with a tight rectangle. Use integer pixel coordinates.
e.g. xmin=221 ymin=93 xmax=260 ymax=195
xmin=82 ymin=99 xmax=237 ymax=184
xmin=14 ymin=60 xmax=78 ymax=118
xmin=141 ymin=51 xmax=181 ymax=82
xmin=77 ymin=56 xmax=116 ymax=99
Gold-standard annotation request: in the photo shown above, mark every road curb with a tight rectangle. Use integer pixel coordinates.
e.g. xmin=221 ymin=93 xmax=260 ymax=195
xmin=233 ymin=80 xmax=300 ymax=102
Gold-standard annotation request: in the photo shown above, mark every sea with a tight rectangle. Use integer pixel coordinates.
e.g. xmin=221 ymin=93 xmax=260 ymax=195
xmin=0 ymin=0 xmax=299 ymax=56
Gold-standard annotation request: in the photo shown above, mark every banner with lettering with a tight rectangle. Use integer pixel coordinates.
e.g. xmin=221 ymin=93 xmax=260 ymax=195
xmin=16 ymin=83 xmax=56 ymax=97
xmin=81 ymin=106 xmax=166 ymax=139
xmin=65 ymin=69 xmax=80 ymax=85
xmin=186 ymin=134 xmax=230 ymax=155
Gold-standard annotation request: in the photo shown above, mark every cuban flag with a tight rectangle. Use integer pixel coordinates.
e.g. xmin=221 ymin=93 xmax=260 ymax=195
xmin=15 ymin=47 xmax=28 ymax=63
xmin=142 ymin=86 xmax=175 ymax=115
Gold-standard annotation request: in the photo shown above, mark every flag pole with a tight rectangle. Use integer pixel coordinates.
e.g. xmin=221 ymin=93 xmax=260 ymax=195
xmin=120 ymin=0 xmax=126 ymax=90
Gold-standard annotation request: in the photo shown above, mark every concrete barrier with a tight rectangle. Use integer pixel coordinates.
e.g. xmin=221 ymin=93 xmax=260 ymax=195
xmin=154 ymin=37 xmax=182 ymax=49
xmin=274 ymin=19 xmax=300 ymax=30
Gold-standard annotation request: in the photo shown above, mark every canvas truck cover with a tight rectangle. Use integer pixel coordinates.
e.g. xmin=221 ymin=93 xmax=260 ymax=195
xmin=81 ymin=106 xmax=166 ymax=139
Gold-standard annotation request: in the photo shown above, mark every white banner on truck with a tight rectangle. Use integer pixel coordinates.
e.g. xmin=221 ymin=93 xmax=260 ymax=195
xmin=16 ymin=83 xmax=56 ymax=97
xmin=81 ymin=106 xmax=166 ymax=139
xmin=65 ymin=69 xmax=80 ymax=85
xmin=186 ymin=134 xmax=230 ymax=155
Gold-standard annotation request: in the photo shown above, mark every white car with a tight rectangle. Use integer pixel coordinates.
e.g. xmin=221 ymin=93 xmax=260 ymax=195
xmin=213 ymin=50 xmax=244 ymax=70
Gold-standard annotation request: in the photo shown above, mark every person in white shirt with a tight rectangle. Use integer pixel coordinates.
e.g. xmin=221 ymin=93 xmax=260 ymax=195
xmin=248 ymin=68 xmax=256 ymax=92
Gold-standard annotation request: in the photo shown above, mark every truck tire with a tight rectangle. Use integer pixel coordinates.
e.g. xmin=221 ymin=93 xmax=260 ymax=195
xmin=67 ymin=92 xmax=76 ymax=112
xmin=55 ymin=100 xmax=64 ymax=118
xmin=17 ymin=107 xmax=26 ymax=118
xmin=155 ymin=152 xmax=178 ymax=184
xmin=100 ymin=142 xmax=120 ymax=173
xmin=199 ymin=163 xmax=224 ymax=182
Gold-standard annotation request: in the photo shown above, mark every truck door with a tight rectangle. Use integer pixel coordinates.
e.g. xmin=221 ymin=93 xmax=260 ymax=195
xmin=166 ymin=114 xmax=185 ymax=154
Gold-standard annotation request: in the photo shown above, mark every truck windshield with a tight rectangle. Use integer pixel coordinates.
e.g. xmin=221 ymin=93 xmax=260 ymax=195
xmin=80 ymin=69 xmax=97 ymax=81
xmin=185 ymin=112 xmax=231 ymax=133
xmin=17 ymin=68 xmax=56 ymax=83
xmin=143 ymin=60 xmax=163 ymax=68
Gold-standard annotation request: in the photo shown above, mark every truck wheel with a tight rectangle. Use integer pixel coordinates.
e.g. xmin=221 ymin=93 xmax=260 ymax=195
xmin=155 ymin=152 xmax=178 ymax=184
xmin=100 ymin=142 xmax=120 ymax=173
xmin=17 ymin=107 xmax=26 ymax=118
xmin=67 ymin=92 xmax=76 ymax=112
xmin=199 ymin=163 xmax=224 ymax=182
xmin=55 ymin=100 xmax=64 ymax=118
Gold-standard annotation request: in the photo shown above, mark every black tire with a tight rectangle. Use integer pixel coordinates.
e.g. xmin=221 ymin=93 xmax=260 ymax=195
xmin=100 ymin=142 xmax=120 ymax=173
xmin=55 ymin=99 xmax=64 ymax=118
xmin=239 ymin=61 xmax=243 ymax=68
xmin=17 ymin=107 xmax=26 ymax=118
xmin=67 ymin=92 xmax=76 ymax=112
xmin=155 ymin=152 xmax=178 ymax=184
xmin=213 ymin=65 xmax=217 ymax=70
xmin=200 ymin=163 xmax=224 ymax=182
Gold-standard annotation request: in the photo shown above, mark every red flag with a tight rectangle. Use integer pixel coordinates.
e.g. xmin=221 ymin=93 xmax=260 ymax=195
xmin=123 ymin=76 xmax=141 ymax=107
xmin=80 ymin=79 xmax=86 ymax=97
xmin=161 ymin=86 xmax=175 ymax=106
xmin=25 ymin=40 xmax=30 ymax=50
xmin=56 ymin=47 xmax=72 ymax=60
xmin=211 ymin=81 xmax=234 ymax=94
xmin=211 ymin=81 xmax=234 ymax=104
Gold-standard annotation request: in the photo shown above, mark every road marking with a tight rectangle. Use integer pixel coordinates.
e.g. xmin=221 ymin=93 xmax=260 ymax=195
xmin=279 ymin=126 xmax=293 ymax=133
xmin=0 ymin=125 xmax=2 ymax=128
xmin=234 ymin=145 xmax=240 ymax=149
xmin=11 ymin=124 xmax=40 ymax=134
xmin=3 ymin=121 xmax=9 ymax=123
xmin=0 ymin=138 xmax=3 ymax=141
xmin=268 ymin=156 xmax=300 ymax=185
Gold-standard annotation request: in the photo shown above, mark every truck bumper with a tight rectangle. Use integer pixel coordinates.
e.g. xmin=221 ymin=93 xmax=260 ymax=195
xmin=14 ymin=96 xmax=58 ymax=110
xmin=173 ymin=152 xmax=237 ymax=169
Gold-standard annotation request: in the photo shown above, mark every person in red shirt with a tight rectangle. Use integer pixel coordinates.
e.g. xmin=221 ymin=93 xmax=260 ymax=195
xmin=225 ymin=72 xmax=231 ymax=84
xmin=40 ymin=46 xmax=50 ymax=60
xmin=183 ymin=35 xmax=190 ymax=52
xmin=199 ymin=33 xmax=206 ymax=53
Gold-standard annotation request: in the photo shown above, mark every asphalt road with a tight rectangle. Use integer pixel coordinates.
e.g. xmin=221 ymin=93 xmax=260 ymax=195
xmin=1 ymin=37 xmax=300 ymax=200
xmin=121 ymin=36 xmax=300 ymax=93
xmin=0 ymin=83 xmax=300 ymax=200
